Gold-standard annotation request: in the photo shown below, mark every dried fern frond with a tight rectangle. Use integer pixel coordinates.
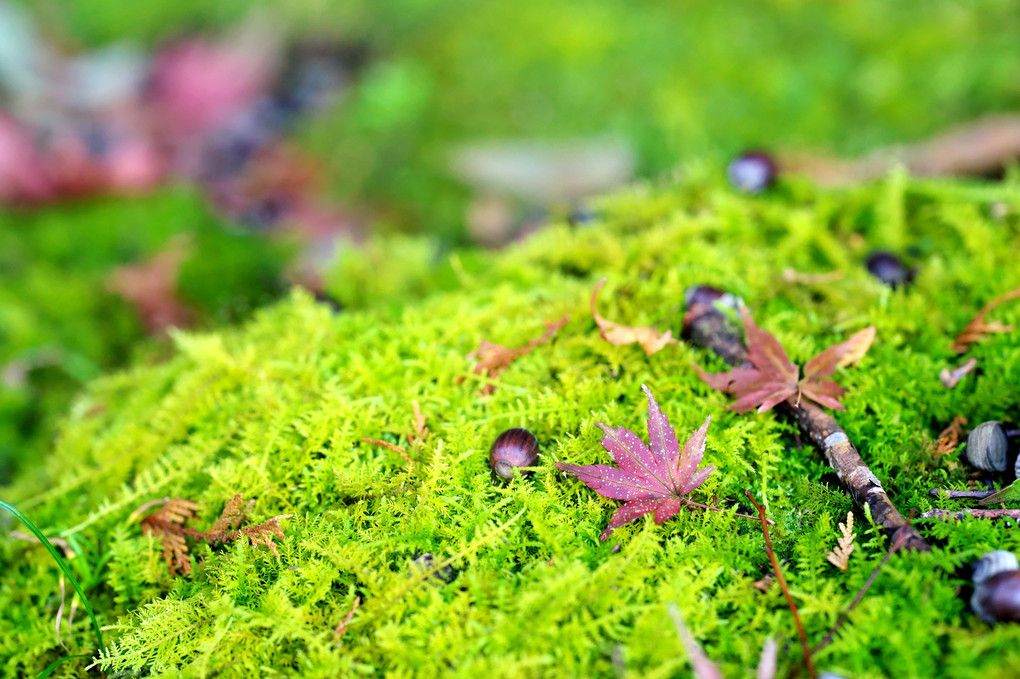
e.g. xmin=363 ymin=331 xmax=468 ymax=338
xmin=205 ymin=493 xmax=254 ymax=541
xmin=235 ymin=514 xmax=292 ymax=558
xmin=826 ymin=512 xmax=857 ymax=571
xmin=139 ymin=498 xmax=200 ymax=575
xmin=136 ymin=494 xmax=289 ymax=575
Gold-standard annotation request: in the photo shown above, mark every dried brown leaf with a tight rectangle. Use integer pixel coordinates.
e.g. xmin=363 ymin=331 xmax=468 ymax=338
xmin=591 ymin=278 xmax=677 ymax=356
xmin=108 ymin=237 xmax=195 ymax=334
xmin=409 ymin=400 xmax=429 ymax=446
xmin=952 ymin=285 xmax=1020 ymax=353
xmin=939 ymin=358 xmax=978 ymax=389
xmin=826 ymin=512 xmax=857 ymax=571
xmin=666 ymin=603 xmax=724 ymax=679
xmin=463 ymin=315 xmax=569 ymax=394
xmin=696 ymin=308 xmax=875 ymax=413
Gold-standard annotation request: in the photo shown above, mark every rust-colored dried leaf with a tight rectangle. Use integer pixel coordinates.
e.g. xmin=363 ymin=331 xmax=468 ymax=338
xmin=939 ymin=357 xmax=978 ymax=389
xmin=826 ymin=512 xmax=857 ymax=571
xmin=463 ymin=315 xmax=569 ymax=394
xmin=952 ymin=285 xmax=1020 ymax=353
xmin=590 ymin=278 xmax=677 ymax=356
xmin=697 ymin=309 xmax=874 ymax=413
xmin=108 ymin=236 xmax=196 ymax=334
xmin=803 ymin=326 xmax=876 ymax=379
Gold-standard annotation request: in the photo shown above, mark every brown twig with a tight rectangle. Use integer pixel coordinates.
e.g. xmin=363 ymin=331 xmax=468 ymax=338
xmin=780 ymin=114 xmax=1020 ymax=186
xmin=939 ymin=358 xmax=977 ymax=389
xmin=745 ymin=490 xmax=817 ymax=679
xmin=927 ymin=488 xmax=997 ymax=501
xmin=921 ymin=508 xmax=1020 ymax=521
xmin=812 ymin=511 xmax=915 ymax=656
xmin=333 ymin=596 xmax=362 ymax=645
xmin=684 ymin=297 xmax=929 ymax=552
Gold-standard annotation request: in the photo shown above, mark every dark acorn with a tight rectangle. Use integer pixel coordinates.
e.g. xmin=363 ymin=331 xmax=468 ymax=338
xmin=865 ymin=251 xmax=917 ymax=288
xmin=683 ymin=285 xmax=741 ymax=313
xmin=568 ymin=205 xmax=599 ymax=227
xmin=727 ymin=151 xmax=777 ymax=193
xmin=410 ymin=553 xmax=455 ymax=584
xmin=972 ymin=550 xmax=1020 ymax=623
xmin=490 ymin=428 xmax=539 ymax=481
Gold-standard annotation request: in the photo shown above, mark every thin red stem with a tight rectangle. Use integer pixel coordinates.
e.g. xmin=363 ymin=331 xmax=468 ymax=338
xmin=682 ymin=498 xmax=775 ymax=525
xmin=745 ymin=490 xmax=817 ymax=679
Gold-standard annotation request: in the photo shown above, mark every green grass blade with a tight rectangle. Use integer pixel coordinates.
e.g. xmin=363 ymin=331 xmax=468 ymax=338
xmin=0 ymin=499 xmax=105 ymax=655
xmin=36 ymin=653 xmax=91 ymax=678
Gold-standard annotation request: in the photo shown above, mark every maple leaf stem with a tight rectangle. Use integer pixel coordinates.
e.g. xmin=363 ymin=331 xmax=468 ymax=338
xmin=680 ymin=498 xmax=774 ymax=525
xmin=744 ymin=490 xmax=817 ymax=679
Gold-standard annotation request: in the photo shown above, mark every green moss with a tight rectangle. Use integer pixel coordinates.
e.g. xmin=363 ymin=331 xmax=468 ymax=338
xmin=0 ymin=190 xmax=291 ymax=482
xmin=3 ymin=167 xmax=1020 ymax=677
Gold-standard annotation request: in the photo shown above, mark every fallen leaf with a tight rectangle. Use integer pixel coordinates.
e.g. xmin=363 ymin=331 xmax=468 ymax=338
xmin=781 ymin=268 xmax=845 ymax=285
xmin=979 ymin=480 xmax=1020 ymax=506
xmin=556 ymin=386 xmax=715 ymax=540
xmin=556 ymin=386 xmax=764 ymax=540
xmin=409 ymin=400 xmax=429 ymax=447
xmin=826 ymin=512 xmax=857 ymax=571
xmin=463 ymin=315 xmax=569 ymax=395
xmin=757 ymin=638 xmax=778 ymax=679
xmin=696 ymin=308 xmax=875 ymax=412
xmin=932 ymin=415 xmax=968 ymax=458
xmin=666 ymin=603 xmax=724 ymax=679
xmin=939 ymin=358 xmax=978 ymax=389
xmin=108 ymin=237 xmax=195 ymax=334
xmin=591 ymin=278 xmax=677 ymax=356
xmin=952 ymin=285 xmax=1020 ymax=353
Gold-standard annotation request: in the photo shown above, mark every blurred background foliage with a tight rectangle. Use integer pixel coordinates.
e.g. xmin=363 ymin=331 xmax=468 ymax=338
xmin=2 ymin=0 xmax=1020 ymax=481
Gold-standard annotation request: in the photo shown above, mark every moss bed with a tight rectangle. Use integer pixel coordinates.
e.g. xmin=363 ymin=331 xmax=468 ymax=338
xmin=3 ymin=167 xmax=1020 ymax=677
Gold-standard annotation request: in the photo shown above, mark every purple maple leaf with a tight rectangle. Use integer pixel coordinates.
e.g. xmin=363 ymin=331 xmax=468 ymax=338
xmin=556 ymin=385 xmax=719 ymax=541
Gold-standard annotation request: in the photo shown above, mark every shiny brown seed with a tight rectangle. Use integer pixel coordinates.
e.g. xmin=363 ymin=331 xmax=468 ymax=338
xmin=490 ymin=428 xmax=539 ymax=481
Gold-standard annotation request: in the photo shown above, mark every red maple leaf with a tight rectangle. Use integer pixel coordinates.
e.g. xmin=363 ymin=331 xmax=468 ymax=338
xmin=556 ymin=386 xmax=762 ymax=541
xmin=695 ymin=308 xmax=875 ymax=413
